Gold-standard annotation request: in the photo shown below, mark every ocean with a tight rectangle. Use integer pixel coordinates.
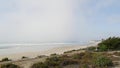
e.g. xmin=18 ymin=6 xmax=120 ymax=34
xmin=0 ymin=43 xmax=88 ymax=55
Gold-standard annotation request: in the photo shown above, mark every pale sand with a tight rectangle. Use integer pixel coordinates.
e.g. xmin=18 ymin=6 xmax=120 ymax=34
xmin=0 ymin=42 xmax=98 ymax=60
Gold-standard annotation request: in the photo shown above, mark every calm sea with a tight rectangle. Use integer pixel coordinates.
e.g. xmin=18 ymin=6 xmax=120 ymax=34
xmin=0 ymin=43 xmax=88 ymax=55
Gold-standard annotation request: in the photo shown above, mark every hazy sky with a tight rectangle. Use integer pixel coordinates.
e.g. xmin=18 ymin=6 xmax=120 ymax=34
xmin=0 ymin=0 xmax=120 ymax=43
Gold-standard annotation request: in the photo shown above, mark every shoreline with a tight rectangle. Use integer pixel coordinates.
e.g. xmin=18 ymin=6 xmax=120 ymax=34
xmin=0 ymin=42 xmax=98 ymax=60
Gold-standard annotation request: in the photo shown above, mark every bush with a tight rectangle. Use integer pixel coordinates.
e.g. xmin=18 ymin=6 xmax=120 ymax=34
xmin=98 ymin=44 xmax=108 ymax=51
xmin=1 ymin=63 xmax=20 ymax=68
xmin=72 ymin=52 xmax=85 ymax=59
xmin=61 ymin=59 xmax=78 ymax=66
xmin=45 ymin=56 xmax=62 ymax=66
xmin=82 ymin=52 xmax=93 ymax=59
xmin=64 ymin=50 xmax=76 ymax=53
xmin=93 ymin=56 xmax=113 ymax=67
xmin=50 ymin=53 xmax=59 ymax=57
xmin=21 ymin=56 xmax=28 ymax=59
xmin=80 ymin=64 xmax=89 ymax=68
xmin=31 ymin=62 xmax=48 ymax=68
xmin=1 ymin=58 xmax=11 ymax=62
xmin=80 ymin=52 xmax=93 ymax=64
xmin=98 ymin=37 xmax=120 ymax=51
xmin=36 ymin=55 xmax=47 ymax=58
xmin=87 ymin=46 xmax=96 ymax=51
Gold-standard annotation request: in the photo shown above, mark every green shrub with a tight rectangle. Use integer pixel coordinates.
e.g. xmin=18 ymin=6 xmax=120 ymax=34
xmin=1 ymin=63 xmax=20 ymax=68
xmin=92 ymin=52 xmax=102 ymax=58
xmin=1 ymin=58 xmax=11 ymax=62
xmin=61 ymin=59 xmax=78 ymax=66
xmin=64 ymin=50 xmax=76 ymax=53
xmin=87 ymin=46 xmax=96 ymax=51
xmin=45 ymin=56 xmax=62 ymax=66
xmin=80 ymin=64 xmax=89 ymax=68
xmin=36 ymin=55 xmax=47 ymax=58
xmin=21 ymin=56 xmax=28 ymax=59
xmin=31 ymin=62 xmax=48 ymax=68
xmin=93 ymin=56 xmax=113 ymax=67
xmin=82 ymin=52 xmax=93 ymax=59
xmin=98 ymin=44 xmax=108 ymax=51
xmin=72 ymin=52 xmax=85 ymax=59
xmin=50 ymin=53 xmax=59 ymax=57
xmin=98 ymin=37 xmax=120 ymax=51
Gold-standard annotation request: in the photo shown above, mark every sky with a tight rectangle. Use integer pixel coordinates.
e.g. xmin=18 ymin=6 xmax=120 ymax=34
xmin=0 ymin=0 xmax=120 ymax=43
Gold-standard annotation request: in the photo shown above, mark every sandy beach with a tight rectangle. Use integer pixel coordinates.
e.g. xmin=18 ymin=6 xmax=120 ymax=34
xmin=0 ymin=42 xmax=98 ymax=60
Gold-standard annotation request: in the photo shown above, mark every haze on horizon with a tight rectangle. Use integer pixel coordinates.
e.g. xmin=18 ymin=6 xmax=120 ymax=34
xmin=0 ymin=0 xmax=120 ymax=43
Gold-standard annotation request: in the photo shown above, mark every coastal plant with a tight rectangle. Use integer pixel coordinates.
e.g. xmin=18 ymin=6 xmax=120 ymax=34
xmin=50 ymin=53 xmax=59 ymax=57
xmin=61 ymin=59 xmax=78 ymax=66
xmin=98 ymin=44 xmax=108 ymax=51
xmin=80 ymin=52 xmax=93 ymax=64
xmin=1 ymin=63 xmax=20 ymax=68
xmin=71 ymin=52 xmax=94 ymax=65
xmin=21 ymin=56 xmax=28 ymax=59
xmin=93 ymin=56 xmax=113 ymax=67
xmin=36 ymin=55 xmax=47 ymax=58
xmin=82 ymin=52 xmax=93 ymax=59
xmin=1 ymin=58 xmax=11 ymax=62
xmin=98 ymin=37 xmax=120 ymax=51
xmin=64 ymin=50 xmax=76 ymax=54
xmin=31 ymin=51 xmax=115 ymax=68
xmin=31 ymin=62 xmax=48 ymax=68
xmin=72 ymin=52 xmax=85 ymax=59
xmin=80 ymin=64 xmax=89 ymax=68
xmin=45 ymin=56 xmax=62 ymax=67
xmin=87 ymin=46 xmax=96 ymax=51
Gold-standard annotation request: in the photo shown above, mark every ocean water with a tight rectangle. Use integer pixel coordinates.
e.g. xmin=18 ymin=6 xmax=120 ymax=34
xmin=0 ymin=43 xmax=88 ymax=55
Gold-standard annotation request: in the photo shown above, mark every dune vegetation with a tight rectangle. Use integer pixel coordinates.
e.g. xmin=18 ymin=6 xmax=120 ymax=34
xmin=31 ymin=37 xmax=120 ymax=68
xmin=0 ymin=63 xmax=20 ymax=68
xmin=0 ymin=37 xmax=120 ymax=68
xmin=98 ymin=37 xmax=120 ymax=51
xmin=31 ymin=52 xmax=115 ymax=68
